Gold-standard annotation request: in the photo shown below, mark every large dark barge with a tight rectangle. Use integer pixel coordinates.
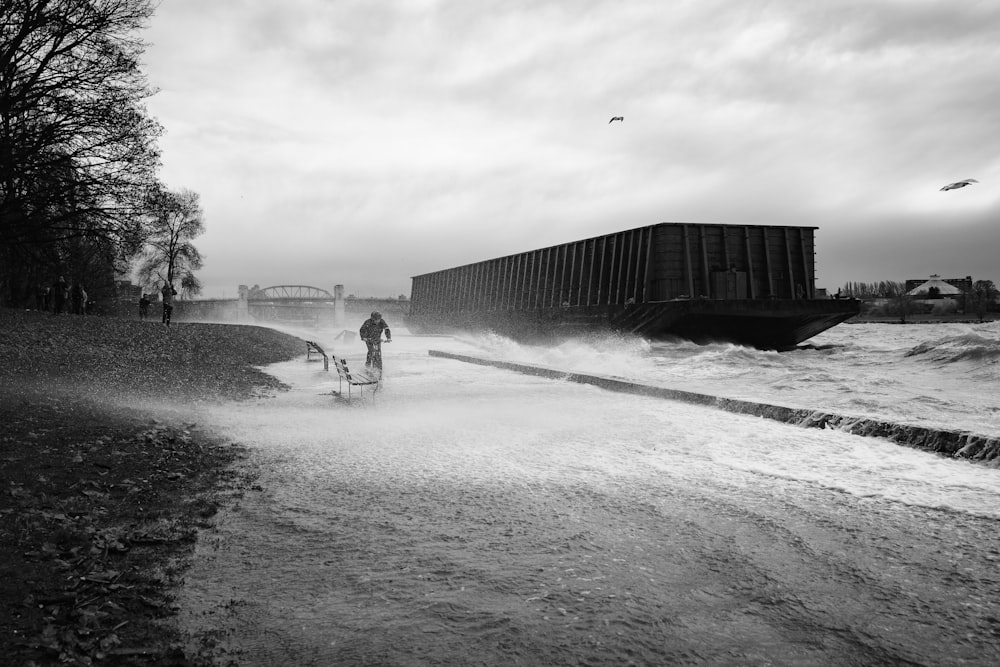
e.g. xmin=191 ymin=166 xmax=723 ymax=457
xmin=408 ymin=222 xmax=859 ymax=349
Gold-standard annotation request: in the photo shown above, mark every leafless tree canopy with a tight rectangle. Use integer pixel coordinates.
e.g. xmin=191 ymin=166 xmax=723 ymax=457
xmin=1 ymin=0 xmax=169 ymax=306
xmin=839 ymin=281 xmax=907 ymax=299
xmin=968 ymin=280 xmax=999 ymax=322
xmin=135 ymin=187 xmax=205 ymax=298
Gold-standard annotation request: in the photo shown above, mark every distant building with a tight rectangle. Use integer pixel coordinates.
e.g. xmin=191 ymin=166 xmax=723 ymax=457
xmin=906 ymin=274 xmax=969 ymax=315
xmin=905 ymin=275 xmax=971 ymax=296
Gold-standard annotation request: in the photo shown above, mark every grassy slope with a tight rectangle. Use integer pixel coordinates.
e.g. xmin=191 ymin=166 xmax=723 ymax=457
xmin=0 ymin=309 xmax=305 ymax=665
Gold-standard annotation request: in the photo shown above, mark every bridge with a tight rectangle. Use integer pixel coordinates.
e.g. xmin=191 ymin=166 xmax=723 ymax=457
xmin=172 ymin=284 xmax=409 ymax=325
xmin=248 ymin=285 xmax=334 ymax=301
xmin=245 ymin=285 xmax=338 ymax=323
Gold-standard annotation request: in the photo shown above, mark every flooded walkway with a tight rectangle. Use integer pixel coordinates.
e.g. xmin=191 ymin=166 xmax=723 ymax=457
xmin=177 ymin=333 xmax=1000 ymax=666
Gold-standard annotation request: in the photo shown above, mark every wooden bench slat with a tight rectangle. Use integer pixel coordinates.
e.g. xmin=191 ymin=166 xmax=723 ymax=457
xmin=333 ymin=356 xmax=379 ymax=401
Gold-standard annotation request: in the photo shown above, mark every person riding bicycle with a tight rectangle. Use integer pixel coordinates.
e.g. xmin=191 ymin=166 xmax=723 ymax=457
xmin=359 ymin=311 xmax=392 ymax=374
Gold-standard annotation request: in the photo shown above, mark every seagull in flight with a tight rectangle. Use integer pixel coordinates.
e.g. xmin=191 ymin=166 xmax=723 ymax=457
xmin=609 ymin=116 xmax=624 ymax=123
xmin=940 ymin=178 xmax=979 ymax=191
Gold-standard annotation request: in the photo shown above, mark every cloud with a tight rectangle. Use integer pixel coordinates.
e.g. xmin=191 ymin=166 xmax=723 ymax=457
xmin=143 ymin=0 xmax=1000 ymax=298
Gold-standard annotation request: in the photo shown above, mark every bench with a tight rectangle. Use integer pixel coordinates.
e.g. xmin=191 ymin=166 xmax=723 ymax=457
xmin=332 ymin=357 xmax=380 ymax=401
xmin=305 ymin=340 xmax=328 ymax=371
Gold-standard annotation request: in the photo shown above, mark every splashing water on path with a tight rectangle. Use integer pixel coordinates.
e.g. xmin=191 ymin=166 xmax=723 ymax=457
xmin=176 ymin=325 xmax=1000 ymax=665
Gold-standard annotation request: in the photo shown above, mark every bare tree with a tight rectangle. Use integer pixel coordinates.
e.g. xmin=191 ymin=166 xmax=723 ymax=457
xmin=890 ymin=290 xmax=914 ymax=323
xmin=0 ymin=0 xmax=161 ymax=304
xmin=135 ymin=188 xmax=204 ymax=298
xmin=968 ymin=280 xmax=999 ymax=323
xmin=841 ymin=281 xmax=907 ymax=299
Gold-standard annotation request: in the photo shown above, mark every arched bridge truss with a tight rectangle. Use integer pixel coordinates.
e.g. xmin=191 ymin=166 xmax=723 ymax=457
xmin=249 ymin=285 xmax=333 ymax=301
xmin=247 ymin=285 xmax=335 ymax=322
xmin=243 ymin=285 xmax=408 ymax=323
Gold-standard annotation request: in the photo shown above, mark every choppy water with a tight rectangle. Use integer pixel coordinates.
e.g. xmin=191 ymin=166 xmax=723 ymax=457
xmin=176 ymin=321 xmax=1000 ymax=665
xmin=454 ymin=320 xmax=1000 ymax=437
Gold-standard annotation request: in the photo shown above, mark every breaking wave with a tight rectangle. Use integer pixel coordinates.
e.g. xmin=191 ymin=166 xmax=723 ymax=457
xmin=437 ymin=321 xmax=999 ymax=436
xmin=456 ymin=329 xmax=653 ymax=378
xmin=904 ymin=332 xmax=1000 ymax=364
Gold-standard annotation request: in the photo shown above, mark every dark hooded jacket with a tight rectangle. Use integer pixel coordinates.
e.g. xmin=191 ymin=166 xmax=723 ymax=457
xmin=360 ymin=316 xmax=391 ymax=342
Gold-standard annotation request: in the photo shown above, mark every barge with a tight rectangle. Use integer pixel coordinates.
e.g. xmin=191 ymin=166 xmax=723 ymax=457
xmin=408 ymin=222 xmax=859 ymax=350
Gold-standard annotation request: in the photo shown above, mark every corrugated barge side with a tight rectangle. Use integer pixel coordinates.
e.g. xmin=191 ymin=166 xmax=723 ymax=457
xmin=408 ymin=222 xmax=859 ymax=349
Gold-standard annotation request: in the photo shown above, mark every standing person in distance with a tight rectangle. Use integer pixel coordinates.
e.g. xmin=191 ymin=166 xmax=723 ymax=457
xmin=359 ymin=311 xmax=392 ymax=376
xmin=52 ymin=275 xmax=68 ymax=314
xmin=161 ymin=281 xmax=177 ymax=326
xmin=70 ymin=282 xmax=85 ymax=315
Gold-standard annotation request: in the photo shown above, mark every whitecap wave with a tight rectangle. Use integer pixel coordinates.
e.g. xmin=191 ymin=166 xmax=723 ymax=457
xmin=905 ymin=332 xmax=1000 ymax=364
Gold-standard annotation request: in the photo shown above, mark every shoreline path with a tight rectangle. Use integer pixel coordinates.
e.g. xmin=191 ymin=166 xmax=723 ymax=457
xmin=177 ymin=331 xmax=1000 ymax=666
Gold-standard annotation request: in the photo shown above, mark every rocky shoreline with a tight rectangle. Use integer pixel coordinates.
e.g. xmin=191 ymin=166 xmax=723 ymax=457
xmin=0 ymin=309 xmax=304 ymax=665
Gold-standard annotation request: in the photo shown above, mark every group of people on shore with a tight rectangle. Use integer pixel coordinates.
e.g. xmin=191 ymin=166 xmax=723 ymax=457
xmin=35 ymin=276 xmax=88 ymax=315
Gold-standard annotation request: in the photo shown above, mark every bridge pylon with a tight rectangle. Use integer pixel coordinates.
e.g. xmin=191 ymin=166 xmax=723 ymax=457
xmin=334 ymin=284 xmax=345 ymax=327
xmin=238 ymin=285 xmax=250 ymax=322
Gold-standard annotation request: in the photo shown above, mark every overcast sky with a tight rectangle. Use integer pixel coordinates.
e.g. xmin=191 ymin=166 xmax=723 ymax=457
xmin=141 ymin=0 xmax=1000 ymax=299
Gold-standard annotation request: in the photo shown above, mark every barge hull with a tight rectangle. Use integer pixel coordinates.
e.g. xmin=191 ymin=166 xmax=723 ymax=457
xmin=408 ymin=222 xmax=859 ymax=349
xmin=410 ymin=299 xmax=858 ymax=350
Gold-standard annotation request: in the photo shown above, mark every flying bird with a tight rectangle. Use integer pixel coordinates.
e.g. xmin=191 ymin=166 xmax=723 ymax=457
xmin=940 ymin=178 xmax=979 ymax=191
xmin=609 ymin=116 xmax=624 ymax=123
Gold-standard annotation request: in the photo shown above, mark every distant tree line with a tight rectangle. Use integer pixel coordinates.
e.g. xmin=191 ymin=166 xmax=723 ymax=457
xmin=838 ymin=281 xmax=908 ymax=298
xmin=0 ymin=0 xmax=203 ymax=312
xmin=842 ymin=279 xmax=999 ymax=322
xmin=968 ymin=280 xmax=1000 ymax=322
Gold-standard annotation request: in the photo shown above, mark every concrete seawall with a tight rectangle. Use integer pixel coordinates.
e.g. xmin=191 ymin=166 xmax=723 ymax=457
xmin=428 ymin=350 xmax=1000 ymax=465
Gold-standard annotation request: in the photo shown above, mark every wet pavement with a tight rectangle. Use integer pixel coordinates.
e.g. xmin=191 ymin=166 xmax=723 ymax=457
xmin=175 ymin=333 xmax=1000 ymax=666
